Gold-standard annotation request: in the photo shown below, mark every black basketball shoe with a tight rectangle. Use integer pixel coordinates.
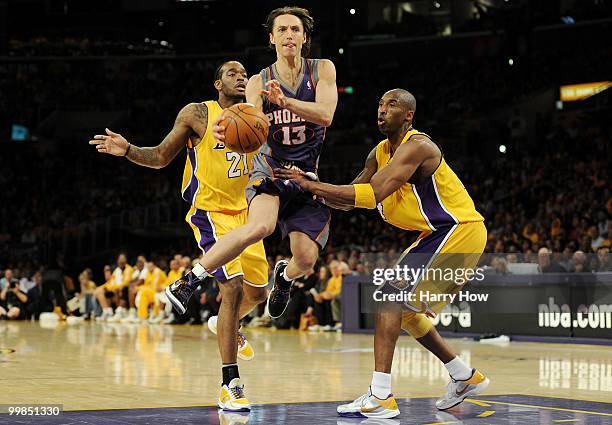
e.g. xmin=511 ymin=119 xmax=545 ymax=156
xmin=266 ymin=260 xmax=294 ymax=318
xmin=165 ymin=271 xmax=202 ymax=315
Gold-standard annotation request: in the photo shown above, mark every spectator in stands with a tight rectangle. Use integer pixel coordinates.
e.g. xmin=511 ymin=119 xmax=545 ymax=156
xmin=506 ymin=253 xmax=518 ymax=264
xmin=151 ymin=258 xmax=181 ymax=324
xmin=310 ymin=261 xmax=343 ymax=331
xmin=104 ymin=254 xmax=134 ymax=322
xmin=135 ymin=261 xmax=167 ymax=323
xmin=589 ymin=226 xmax=605 ymax=251
xmin=0 ymin=274 xmax=28 ymax=320
xmin=18 ymin=269 xmax=36 ymax=293
xmin=570 ymin=251 xmax=591 ymax=273
xmin=94 ymin=265 xmax=116 ymax=321
xmin=0 ymin=269 xmax=17 ymax=291
xmin=538 ymin=247 xmax=566 ymax=273
xmin=124 ymin=255 xmax=148 ymax=323
xmin=180 ymin=256 xmax=191 ymax=273
xmin=76 ymin=271 xmax=98 ymax=319
xmin=24 ymin=271 xmax=44 ymax=319
xmin=595 ymin=246 xmax=611 ymax=272
xmin=491 ymin=257 xmax=509 ymax=275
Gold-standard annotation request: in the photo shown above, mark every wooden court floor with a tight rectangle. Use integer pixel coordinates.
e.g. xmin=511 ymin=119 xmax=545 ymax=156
xmin=0 ymin=321 xmax=610 ymax=424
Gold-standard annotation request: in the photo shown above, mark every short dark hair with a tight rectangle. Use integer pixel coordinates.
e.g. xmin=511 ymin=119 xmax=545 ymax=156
xmin=264 ymin=6 xmax=314 ymax=57
xmin=214 ymin=62 xmax=226 ymax=84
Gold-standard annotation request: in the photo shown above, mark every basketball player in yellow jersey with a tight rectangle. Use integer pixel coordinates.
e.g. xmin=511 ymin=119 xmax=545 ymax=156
xmin=276 ymin=89 xmax=490 ymax=419
xmin=89 ymin=61 xmax=268 ymax=411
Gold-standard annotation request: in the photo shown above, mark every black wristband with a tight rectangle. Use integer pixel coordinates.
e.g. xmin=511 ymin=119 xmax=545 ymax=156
xmin=125 ymin=143 xmax=131 ymax=156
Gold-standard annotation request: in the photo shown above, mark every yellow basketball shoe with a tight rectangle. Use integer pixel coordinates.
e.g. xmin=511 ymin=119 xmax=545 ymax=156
xmin=436 ymin=369 xmax=490 ymax=410
xmin=208 ymin=316 xmax=254 ymax=361
xmin=337 ymin=388 xmax=400 ymax=418
xmin=218 ymin=378 xmax=251 ymax=412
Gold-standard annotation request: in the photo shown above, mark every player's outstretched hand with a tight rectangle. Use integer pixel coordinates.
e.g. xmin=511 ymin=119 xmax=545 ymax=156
xmin=212 ymin=114 xmax=226 ymax=144
xmin=89 ymin=128 xmax=129 ymax=156
xmin=274 ymin=167 xmax=310 ymax=189
xmin=261 ymin=80 xmax=287 ymax=107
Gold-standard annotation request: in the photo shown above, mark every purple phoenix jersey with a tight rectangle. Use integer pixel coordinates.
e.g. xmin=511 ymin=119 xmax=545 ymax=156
xmin=259 ymin=58 xmax=326 ymax=173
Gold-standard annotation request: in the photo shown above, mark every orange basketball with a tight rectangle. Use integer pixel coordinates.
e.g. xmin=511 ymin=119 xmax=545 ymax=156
xmin=220 ymin=103 xmax=269 ymax=154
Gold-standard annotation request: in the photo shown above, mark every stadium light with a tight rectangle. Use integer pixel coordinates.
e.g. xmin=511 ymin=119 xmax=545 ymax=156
xmin=349 ymin=8 xmax=356 ymax=15
xmin=338 ymin=48 xmax=344 ymax=55
xmin=508 ymin=58 xmax=514 ymax=66
xmin=499 ymin=145 xmax=507 ymax=154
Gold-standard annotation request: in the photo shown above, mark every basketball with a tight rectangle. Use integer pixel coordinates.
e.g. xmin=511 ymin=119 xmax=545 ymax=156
xmin=220 ymin=103 xmax=269 ymax=154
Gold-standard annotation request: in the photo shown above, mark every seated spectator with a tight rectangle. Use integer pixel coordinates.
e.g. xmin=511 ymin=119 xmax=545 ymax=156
xmin=135 ymin=261 xmax=167 ymax=323
xmin=589 ymin=226 xmax=605 ymax=251
xmin=0 ymin=269 xmax=18 ymax=291
xmin=0 ymin=276 xmax=28 ymax=320
xmin=491 ymin=257 xmax=509 ymax=275
xmin=93 ymin=265 xmax=117 ymax=321
xmin=595 ymin=246 xmax=611 ymax=272
xmin=570 ymin=251 xmax=591 ymax=273
xmin=76 ymin=271 xmax=99 ymax=319
xmin=94 ymin=254 xmax=134 ymax=322
xmin=538 ymin=248 xmax=566 ymax=273
xmin=150 ymin=258 xmax=181 ymax=324
xmin=18 ymin=269 xmax=36 ymax=294
xmin=124 ymin=255 xmax=148 ymax=323
xmin=311 ymin=261 xmax=343 ymax=331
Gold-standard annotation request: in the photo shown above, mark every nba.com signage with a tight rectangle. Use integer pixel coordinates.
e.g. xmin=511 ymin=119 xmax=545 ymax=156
xmin=342 ymin=272 xmax=612 ymax=340
xmin=538 ymin=297 xmax=612 ymax=330
xmin=430 ymin=302 xmax=471 ymax=328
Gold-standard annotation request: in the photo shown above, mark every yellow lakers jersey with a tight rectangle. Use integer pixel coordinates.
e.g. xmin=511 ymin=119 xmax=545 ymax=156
xmin=181 ymin=100 xmax=255 ymax=213
xmin=375 ymin=129 xmax=484 ymax=232
xmin=143 ymin=267 xmax=167 ymax=291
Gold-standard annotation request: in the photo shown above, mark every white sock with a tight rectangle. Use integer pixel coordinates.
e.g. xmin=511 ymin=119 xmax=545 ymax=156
xmin=192 ymin=263 xmax=208 ymax=279
xmin=370 ymin=371 xmax=392 ymax=399
xmin=444 ymin=356 xmax=472 ymax=381
xmin=103 ymin=307 xmax=113 ymax=314
xmin=281 ymin=268 xmax=294 ymax=282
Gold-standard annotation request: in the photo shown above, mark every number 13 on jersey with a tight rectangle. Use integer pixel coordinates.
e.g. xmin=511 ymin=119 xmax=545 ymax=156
xmin=281 ymin=125 xmax=306 ymax=145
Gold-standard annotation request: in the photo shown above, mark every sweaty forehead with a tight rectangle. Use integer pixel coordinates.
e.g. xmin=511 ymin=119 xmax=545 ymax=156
xmin=380 ymin=93 xmax=400 ymax=102
xmin=274 ymin=14 xmax=303 ymax=29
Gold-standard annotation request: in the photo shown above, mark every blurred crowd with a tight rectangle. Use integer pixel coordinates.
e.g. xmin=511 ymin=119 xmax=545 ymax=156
xmin=0 ymin=252 xmax=350 ymax=332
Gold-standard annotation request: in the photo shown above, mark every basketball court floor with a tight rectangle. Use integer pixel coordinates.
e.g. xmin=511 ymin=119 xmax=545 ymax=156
xmin=1 ymin=321 xmax=610 ymax=424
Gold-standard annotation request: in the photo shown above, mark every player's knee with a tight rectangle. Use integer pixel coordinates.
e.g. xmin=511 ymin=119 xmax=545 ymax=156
xmin=293 ymin=250 xmax=318 ymax=272
xmin=245 ymin=222 xmax=274 ymax=243
xmin=401 ymin=312 xmax=432 ymax=339
xmin=221 ymin=278 xmax=243 ymax=303
xmin=246 ymin=287 xmax=267 ymax=304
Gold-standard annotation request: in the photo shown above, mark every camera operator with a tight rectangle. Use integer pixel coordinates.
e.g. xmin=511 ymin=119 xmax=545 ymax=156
xmin=0 ymin=271 xmax=29 ymax=320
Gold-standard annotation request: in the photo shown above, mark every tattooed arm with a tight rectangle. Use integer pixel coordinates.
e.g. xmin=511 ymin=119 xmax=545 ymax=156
xmin=89 ymin=103 xmax=208 ymax=169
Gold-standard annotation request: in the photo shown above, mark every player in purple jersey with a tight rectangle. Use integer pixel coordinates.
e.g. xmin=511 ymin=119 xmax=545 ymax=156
xmin=165 ymin=6 xmax=337 ymax=321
